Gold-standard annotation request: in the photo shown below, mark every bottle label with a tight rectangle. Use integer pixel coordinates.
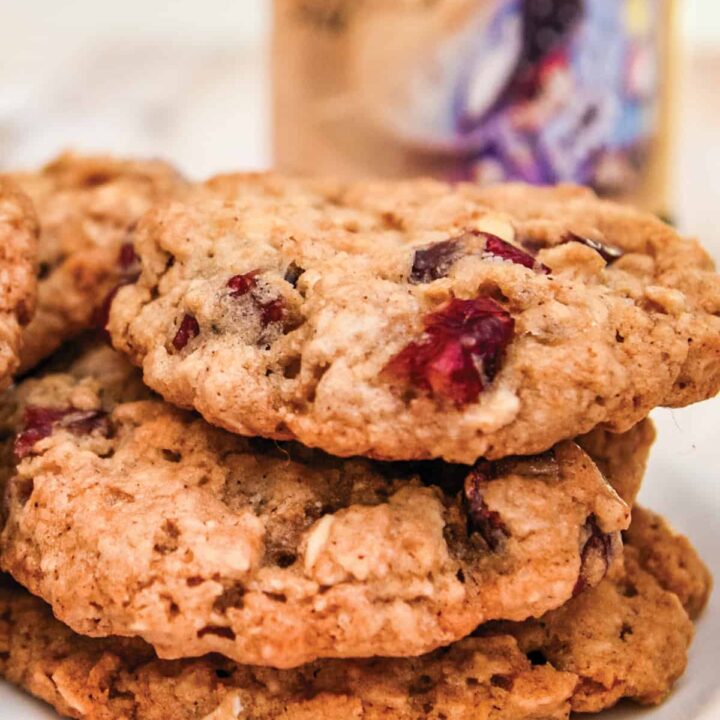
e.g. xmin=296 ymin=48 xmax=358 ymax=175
xmin=351 ymin=0 xmax=664 ymax=195
xmin=276 ymin=0 xmax=668 ymax=205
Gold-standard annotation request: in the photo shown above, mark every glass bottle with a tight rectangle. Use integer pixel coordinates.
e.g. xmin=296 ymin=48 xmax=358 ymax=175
xmin=274 ymin=0 xmax=675 ymax=214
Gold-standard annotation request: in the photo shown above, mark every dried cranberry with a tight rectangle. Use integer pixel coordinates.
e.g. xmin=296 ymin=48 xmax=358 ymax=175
xmin=96 ymin=273 xmax=140 ymax=330
xmin=14 ymin=406 xmax=109 ymax=460
xmin=14 ymin=427 xmax=48 ymax=460
xmin=463 ymin=463 xmax=509 ymax=551
xmin=573 ymin=515 xmax=614 ymax=596
xmin=172 ymin=314 xmax=200 ymax=350
xmin=562 ymin=232 xmax=624 ymax=264
xmin=118 ymin=242 xmax=138 ymax=271
xmin=228 ymin=271 xmax=259 ymax=297
xmin=63 ymin=410 xmax=110 ymax=437
xmin=410 ymin=232 xmax=549 ymax=285
xmin=483 ymin=234 xmax=550 ymax=274
xmin=15 ymin=407 xmax=72 ymax=459
xmin=259 ymin=299 xmax=284 ymax=325
xmin=384 ymin=297 xmax=514 ymax=405
xmin=284 ymin=262 xmax=305 ymax=288
xmin=410 ymin=239 xmax=464 ymax=284
xmin=94 ymin=243 xmax=141 ymax=330
xmin=228 ymin=271 xmax=285 ymax=328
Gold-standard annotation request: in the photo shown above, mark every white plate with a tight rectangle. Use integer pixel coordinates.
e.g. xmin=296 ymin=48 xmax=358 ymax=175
xmin=1 ymin=401 xmax=718 ymax=719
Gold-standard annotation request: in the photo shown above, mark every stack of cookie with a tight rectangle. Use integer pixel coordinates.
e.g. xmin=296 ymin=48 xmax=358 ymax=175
xmin=0 ymin=155 xmax=717 ymax=720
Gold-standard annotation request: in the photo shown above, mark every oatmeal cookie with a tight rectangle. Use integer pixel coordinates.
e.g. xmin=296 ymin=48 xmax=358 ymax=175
xmin=4 ymin=153 xmax=187 ymax=372
xmin=0 ymin=506 xmax=706 ymax=719
xmin=108 ymin=175 xmax=720 ymax=462
xmin=575 ymin=419 xmax=655 ymax=506
xmin=505 ymin=503 xmax=710 ymax=712
xmin=0 ymin=340 xmax=151 ymax=501
xmin=0 ymin=178 xmax=38 ymax=388
xmin=623 ymin=505 xmax=712 ymax=618
xmin=0 ymin=349 xmax=630 ymax=668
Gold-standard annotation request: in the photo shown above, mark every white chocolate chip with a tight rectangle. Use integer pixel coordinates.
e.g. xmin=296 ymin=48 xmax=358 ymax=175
xmin=474 ymin=216 xmax=515 ymax=242
xmin=201 ymin=693 xmax=244 ymax=720
xmin=303 ymin=513 xmax=335 ymax=572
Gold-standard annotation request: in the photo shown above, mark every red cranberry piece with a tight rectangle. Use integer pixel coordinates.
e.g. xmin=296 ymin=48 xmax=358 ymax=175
xmin=228 ymin=271 xmax=285 ymax=328
xmin=410 ymin=239 xmax=464 ymax=284
xmin=15 ymin=407 xmax=73 ymax=459
xmin=94 ymin=243 xmax=141 ymax=330
xmin=562 ymin=232 xmax=624 ymax=264
xmin=22 ymin=406 xmax=72 ymax=428
xmin=259 ymin=299 xmax=284 ymax=325
xmin=410 ymin=232 xmax=549 ymax=284
xmin=96 ymin=271 xmax=140 ymax=330
xmin=118 ymin=242 xmax=139 ymax=271
xmin=14 ymin=427 xmax=49 ymax=460
xmin=14 ymin=407 xmax=109 ymax=460
xmin=227 ymin=271 xmax=259 ymax=297
xmin=172 ymin=314 xmax=200 ymax=351
xmin=483 ymin=233 xmax=550 ymax=275
xmin=384 ymin=297 xmax=514 ymax=405
xmin=463 ymin=462 xmax=509 ymax=551
xmin=284 ymin=262 xmax=305 ymax=288
xmin=573 ymin=515 xmax=614 ymax=596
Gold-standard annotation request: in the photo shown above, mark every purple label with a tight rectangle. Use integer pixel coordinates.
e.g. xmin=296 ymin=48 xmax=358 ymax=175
xmin=380 ymin=0 xmax=662 ymax=194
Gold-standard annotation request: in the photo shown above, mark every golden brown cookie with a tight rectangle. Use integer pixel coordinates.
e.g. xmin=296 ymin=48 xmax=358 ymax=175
xmin=472 ymin=183 xmax=720 ymax=409
xmin=496 ymin=504 xmax=711 ymax=714
xmin=0 ymin=178 xmax=38 ymax=389
xmin=576 ymin=419 xmax=656 ymax=506
xmin=623 ymin=505 xmax=713 ymax=618
xmin=0 ymin=506 xmax=707 ymax=719
xmin=0 ymin=347 xmax=633 ymax=668
xmin=108 ymin=175 xmax=720 ymax=462
xmin=4 ymin=153 xmax=187 ymax=372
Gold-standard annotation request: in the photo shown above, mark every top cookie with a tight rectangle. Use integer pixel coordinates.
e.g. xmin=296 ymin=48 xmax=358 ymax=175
xmin=5 ymin=153 xmax=187 ymax=372
xmin=0 ymin=179 xmax=38 ymax=389
xmin=109 ymin=175 xmax=720 ymax=462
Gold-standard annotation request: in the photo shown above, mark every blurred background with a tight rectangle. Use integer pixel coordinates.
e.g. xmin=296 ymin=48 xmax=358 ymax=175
xmin=0 ymin=0 xmax=717 ymax=257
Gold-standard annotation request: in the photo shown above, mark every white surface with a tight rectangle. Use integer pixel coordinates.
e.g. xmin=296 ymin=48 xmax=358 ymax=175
xmin=683 ymin=0 xmax=720 ymax=49
xmin=0 ymin=0 xmax=271 ymax=178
